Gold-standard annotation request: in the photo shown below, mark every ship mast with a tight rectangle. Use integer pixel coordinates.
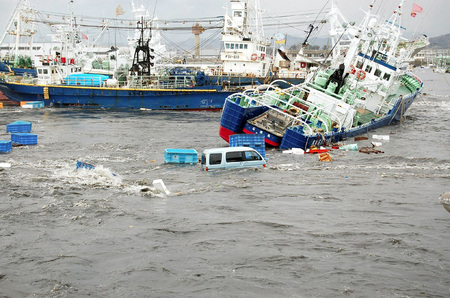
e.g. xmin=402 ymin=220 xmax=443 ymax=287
xmin=130 ymin=17 xmax=154 ymax=76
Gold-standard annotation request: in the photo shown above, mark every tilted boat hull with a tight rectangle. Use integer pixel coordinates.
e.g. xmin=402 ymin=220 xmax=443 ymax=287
xmin=219 ymin=84 xmax=421 ymax=150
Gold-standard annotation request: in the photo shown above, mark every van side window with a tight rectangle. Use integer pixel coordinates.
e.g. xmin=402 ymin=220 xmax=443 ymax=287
xmin=226 ymin=151 xmax=244 ymax=163
xmin=209 ymin=153 xmax=222 ymax=165
xmin=244 ymin=151 xmax=262 ymax=160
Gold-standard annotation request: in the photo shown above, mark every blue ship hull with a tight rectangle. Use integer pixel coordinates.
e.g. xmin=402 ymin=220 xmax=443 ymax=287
xmin=0 ymin=81 xmax=234 ymax=110
xmin=0 ymin=62 xmax=37 ymax=77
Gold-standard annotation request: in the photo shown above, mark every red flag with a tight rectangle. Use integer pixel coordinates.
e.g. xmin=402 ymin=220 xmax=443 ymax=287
xmin=411 ymin=3 xmax=423 ymax=17
xmin=82 ymin=33 xmax=88 ymax=40
xmin=412 ymin=3 xmax=423 ymax=13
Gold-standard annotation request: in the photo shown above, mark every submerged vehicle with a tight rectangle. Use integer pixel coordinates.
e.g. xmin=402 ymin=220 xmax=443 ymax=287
xmin=201 ymin=147 xmax=266 ymax=171
xmin=218 ymin=0 xmax=428 ymax=149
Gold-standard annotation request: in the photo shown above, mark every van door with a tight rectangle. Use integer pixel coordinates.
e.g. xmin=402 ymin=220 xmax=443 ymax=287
xmin=224 ymin=151 xmax=245 ymax=169
xmin=225 ymin=150 xmax=264 ymax=169
xmin=206 ymin=152 xmax=223 ymax=170
xmin=241 ymin=150 xmax=264 ymax=168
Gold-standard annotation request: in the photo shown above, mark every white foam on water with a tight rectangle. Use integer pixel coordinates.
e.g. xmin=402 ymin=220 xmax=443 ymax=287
xmin=52 ymin=163 xmax=123 ymax=188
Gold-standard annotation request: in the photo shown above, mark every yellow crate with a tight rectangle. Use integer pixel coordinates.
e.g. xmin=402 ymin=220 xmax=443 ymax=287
xmin=0 ymin=102 xmax=3 ymax=109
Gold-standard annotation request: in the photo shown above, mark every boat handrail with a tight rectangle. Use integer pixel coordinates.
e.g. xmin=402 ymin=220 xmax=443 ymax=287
xmin=233 ymin=92 xmax=316 ymax=135
xmin=233 ymin=89 xmax=335 ymax=134
xmin=243 ymin=81 xmax=344 ymax=130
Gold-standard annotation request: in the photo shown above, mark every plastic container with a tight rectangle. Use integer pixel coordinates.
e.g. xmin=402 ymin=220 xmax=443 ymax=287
xmin=76 ymin=161 xmax=95 ymax=170
xmin=0 ymin=140 xmax=12 ymax=153
xmin=229 ymin=134 xmax=266 ymax=158
xmin=372 ymin=135 xmax=390 ymax=141
xmin=164 ymin=148 xmax=198 ymax=164
xmin=153 ymin=179 xmax=170 ymax=195
xmin=6 ymin=121 xmax=32 ymax=133
xmin=11 ymin=133 xmax=38 ymax=145
xmin=22 ymin=101 xmax=44 ymax=108
xmin=340 ymin=144 xmax=359 ymax=151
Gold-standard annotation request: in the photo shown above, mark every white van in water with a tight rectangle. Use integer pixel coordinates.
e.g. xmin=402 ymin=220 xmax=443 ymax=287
xmin=201 ymin=147 xmax=266 ymax=171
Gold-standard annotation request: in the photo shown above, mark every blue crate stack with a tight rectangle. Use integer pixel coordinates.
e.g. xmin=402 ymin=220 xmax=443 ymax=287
xmin=0 ymin=140 xmax=12 ymax=153
xmin=229 ymin=134 xmax=266 ymax=158
xmin=6 ymin=120 xmax=32 ymax=133
xmin=164 ymin=149 xmax=198 ymax=164
xmin=11 ymin=133 xmax=38 ymax=145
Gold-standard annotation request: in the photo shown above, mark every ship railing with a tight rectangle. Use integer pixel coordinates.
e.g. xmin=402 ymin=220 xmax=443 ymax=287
xmin=236 ymin=83 xmax=340 ymax=135
xmin=266 ymin=79 xmax=350 ymax=130
xmin=248 ymin=80 xmax=344 ymax=131
xmin=234 ymin=90 xmax=315 ymax=135
xmin=127 ymin=75 xmax=196 ymax=89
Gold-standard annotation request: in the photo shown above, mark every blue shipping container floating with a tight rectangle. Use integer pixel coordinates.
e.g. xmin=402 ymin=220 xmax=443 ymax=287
xmin=11 ymin=133 xmax=38 ymax=145
xmin=6 ymin=120 xmax=32 ymax=133
xmin=164 ymin=148 xmax=198 ymax=164
xmin=229 ymin=134 xmax=266 ymax=158
xmin=0 ymin=140 xmax=12 ymax=153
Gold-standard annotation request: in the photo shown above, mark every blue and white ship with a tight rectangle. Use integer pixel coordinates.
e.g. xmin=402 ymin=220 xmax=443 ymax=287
xmin=219 ymin=0 xmax=429 ymax=149
xmin=0 ymin=8 xmax=235 ymax=110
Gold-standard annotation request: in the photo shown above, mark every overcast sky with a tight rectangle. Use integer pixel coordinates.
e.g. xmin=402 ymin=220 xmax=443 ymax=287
xmin=1 ymin=0 xmax=448 ymax=48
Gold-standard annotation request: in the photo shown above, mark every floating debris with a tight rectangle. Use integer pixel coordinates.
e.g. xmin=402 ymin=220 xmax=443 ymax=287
xmin=153 ymin=179 xmax=171 ymax=195
xmin=359 ymin=147 xmax=385 ymax=154
xmin=439 ymin=193 xmax=450 ymax=213
xmin=319 ymin=152 xmax=332 ymax=162
xmin=354 ymin=136 xmax=368 ymax=141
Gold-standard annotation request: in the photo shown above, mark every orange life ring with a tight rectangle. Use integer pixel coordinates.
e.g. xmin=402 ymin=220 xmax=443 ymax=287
xmin=356 ymin=69 xmax=366 ymax=80
xmin=251 ymin=54 xmax=258 ymax=61
xmin=300 ymin=62 xmax=306 ymax=68
xmin=349 ymin=65 xmax=356 ymax=74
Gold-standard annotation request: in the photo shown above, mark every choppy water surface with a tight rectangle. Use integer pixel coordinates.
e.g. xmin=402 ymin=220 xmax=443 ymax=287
xmin=1 ymin=69 xmax=449 ymax=297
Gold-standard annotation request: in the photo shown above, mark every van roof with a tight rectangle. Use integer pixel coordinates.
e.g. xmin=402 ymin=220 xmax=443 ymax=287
xmin=202 ymin=147 xmax=259 ymax=154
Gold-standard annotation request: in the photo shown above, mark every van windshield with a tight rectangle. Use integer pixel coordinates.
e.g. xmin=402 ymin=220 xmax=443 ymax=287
xmin=244 ymin=151 xmax=262 ymax=160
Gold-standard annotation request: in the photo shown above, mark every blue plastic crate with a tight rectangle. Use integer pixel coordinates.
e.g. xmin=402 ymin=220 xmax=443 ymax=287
xmin=229 ymin=134 xmax=266 ymax=158
xmin=6 ymin=120 xmax=32 ymax=133
xmin=76 ymin=161 xmax=95 ymax=170
xmin=0 ymin=140 xmax=12 ymax=153
xmin=164 ymin=148 xmax=198 ymax=164
xmin=11 ymin=133 xmax=38 ymax=145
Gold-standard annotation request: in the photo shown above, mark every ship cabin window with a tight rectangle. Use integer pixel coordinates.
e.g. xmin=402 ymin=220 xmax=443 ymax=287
xmin=383 ymin=73 xmax=391 ymax=81
xmin=372 ymin=50 xmax=388 ymax=62
xmin=365 ymin=65 xmax=373 ymax=74
xmin=240 ymin=44 xmax=243 ymax=49
xmin=43 ymin=69 xmax=48 ymax=74
xmin=226 ymin=43 xmax=230 ymax=49
xmin=234 ymin=11 xmax=242 ymax=17
xmin=356 ymin=60 xmax=363 ymax=69
xmin=374 ymin=69 xmax=382 ymax=77
xmin=38 ymin=69 xmax=42 ymax=74
xmin=244 ymin=44 xmax=248 ymax=49
xmin=230 ymin=44 xmax=235 ymax=49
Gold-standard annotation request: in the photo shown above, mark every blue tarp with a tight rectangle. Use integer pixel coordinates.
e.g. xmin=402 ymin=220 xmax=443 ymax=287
xmin=65 ymin=74 xmax=110 ymax=86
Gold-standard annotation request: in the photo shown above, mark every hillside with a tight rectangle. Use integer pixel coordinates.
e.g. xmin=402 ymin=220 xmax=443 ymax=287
xmin=429 ymin=34 xmax=450 ymax=49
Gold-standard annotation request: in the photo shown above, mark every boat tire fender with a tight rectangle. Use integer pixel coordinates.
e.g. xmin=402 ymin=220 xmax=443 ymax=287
xmin=356 ymin=69 xmax=366 ymax=80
